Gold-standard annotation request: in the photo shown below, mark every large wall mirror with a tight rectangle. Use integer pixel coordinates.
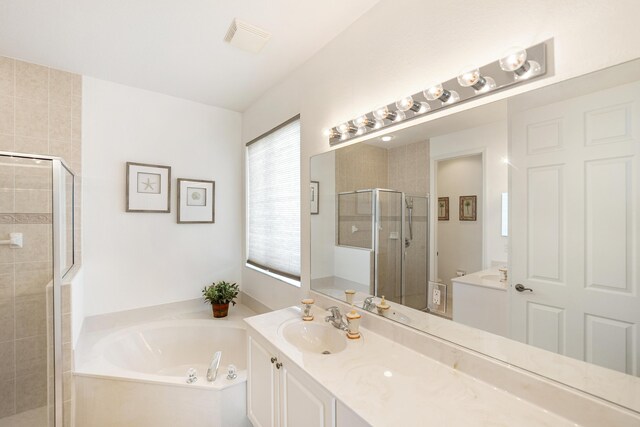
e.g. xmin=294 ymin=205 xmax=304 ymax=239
xmin=310 ymin=58 xmax=640 ymax=411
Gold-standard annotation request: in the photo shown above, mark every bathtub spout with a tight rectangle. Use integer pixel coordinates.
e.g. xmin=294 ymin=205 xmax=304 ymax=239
xmin=206 ymin=351 xmax=222 ymax=382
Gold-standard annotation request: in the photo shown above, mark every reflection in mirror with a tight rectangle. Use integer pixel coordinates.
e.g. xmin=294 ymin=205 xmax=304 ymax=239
xmin=311 ymin=58 xmax=640 ymax=409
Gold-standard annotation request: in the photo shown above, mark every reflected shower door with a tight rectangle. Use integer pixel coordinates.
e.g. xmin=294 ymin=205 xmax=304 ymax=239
xmin=375 ymin=190 xmax=403 ymax=304
xmin=403 ymin=195 xmax=429 ymax=310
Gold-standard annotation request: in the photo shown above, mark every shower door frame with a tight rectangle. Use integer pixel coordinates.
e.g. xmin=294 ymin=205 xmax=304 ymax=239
xmin=0 ymin=151 xmax=75 ymax=427
xmin=401 ymin=194 xmax=430 ymax=309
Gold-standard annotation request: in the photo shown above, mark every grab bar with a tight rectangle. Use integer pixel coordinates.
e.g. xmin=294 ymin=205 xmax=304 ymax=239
xmin=206 ymin=351 xmax=222 ymax=382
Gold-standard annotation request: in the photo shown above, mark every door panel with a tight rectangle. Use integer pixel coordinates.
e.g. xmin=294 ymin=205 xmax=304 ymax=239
xmin=247 ymin=335 xmax=278 ymax=427
xmin=510 ymin=82 xmax=640 ymax=375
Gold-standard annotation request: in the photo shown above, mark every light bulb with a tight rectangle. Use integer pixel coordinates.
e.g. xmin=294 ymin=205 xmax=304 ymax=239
xmin=425 ymin=83 xmax=459 ymax=105
xmin=353 ymin=115 xmax=368 ymax=128
xmin=392 ymin=110 xmax=406 ymax=122
xmin=373 ymin=119 xmax=384 ymax=129
xmin=515 ymin=60 xmax=541 ymax=80
xmin=395 ymin=96 xmax=415 ymax=112
xmin=443 ymin=90 xmax=460 ymax=105
xmin=499 ymin=47 xmax=528 ymax=72
xmin=372 ymin=105 xmax=397 ymax=121
xmin=355 ymin=126 xmax=366 ymax=136
xmin=322 ymin=128 xmax=332 ymax=137
xmin=416 ymin=102 xmax=430 ymax=114
xmin=323 ymin=128 xmax=339 ymax=139
xmin=340 ymin=132 xmax=349 ymax=141
xmin=457 ymin=67 xmax=482 ymax=87
xmin=337 ymin=122 xmax=351 ymax=133
xmin=458 ymin=66 xmax=497 ymax=93
xmin=424 ymin=83 xmax=445 ymax=101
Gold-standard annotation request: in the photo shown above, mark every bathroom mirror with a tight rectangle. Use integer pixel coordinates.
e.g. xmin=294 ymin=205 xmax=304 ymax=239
xmin=311 ymin=57 xmax=640 ymax=410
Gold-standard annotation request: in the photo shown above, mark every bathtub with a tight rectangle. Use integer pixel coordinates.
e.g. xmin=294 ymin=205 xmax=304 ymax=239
xmin=75 ymin=318 xmax=252 ymax=427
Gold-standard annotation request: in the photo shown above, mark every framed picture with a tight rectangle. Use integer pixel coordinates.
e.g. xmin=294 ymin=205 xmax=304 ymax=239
xmin=459 ymin=195 xmax=477 ymax=221
xmin=310 ymin=181 xmax=319 ymax=215
xmin=126 ymin=162 xmax=171 ymax=212
xmin=438 ymin=197 xmax=449 ymax=221
xmin=177 ymin=179 xmax=215 ymax=223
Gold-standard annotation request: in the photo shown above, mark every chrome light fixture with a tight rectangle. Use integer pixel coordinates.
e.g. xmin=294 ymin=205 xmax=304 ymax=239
xmin=326 ymin=40 xmax=550 ymax=146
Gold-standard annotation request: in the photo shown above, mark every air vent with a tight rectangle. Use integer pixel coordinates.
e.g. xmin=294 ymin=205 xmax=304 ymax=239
xmin=224 ymin=19 xmax=271 ymax=54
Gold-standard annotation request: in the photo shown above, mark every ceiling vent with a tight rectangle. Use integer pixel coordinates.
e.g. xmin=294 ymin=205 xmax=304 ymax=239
xmin=224 ymin=19 xmax=271 ymax=54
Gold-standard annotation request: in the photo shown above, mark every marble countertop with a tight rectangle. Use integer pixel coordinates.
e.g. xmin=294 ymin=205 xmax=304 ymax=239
xmin=451 ymin=266 xmax=507 ymax=291
xmin=245 ymin=306 xmax=576 ymax=427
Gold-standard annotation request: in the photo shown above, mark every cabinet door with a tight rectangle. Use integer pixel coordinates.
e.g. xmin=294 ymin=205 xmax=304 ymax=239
xmin=279 ymin=354 xmax=335 ymax=427
xmin=336 ymin=400 xmax=370 ymax=427
xmin=247 ymin=334 xmax=279 ymax=427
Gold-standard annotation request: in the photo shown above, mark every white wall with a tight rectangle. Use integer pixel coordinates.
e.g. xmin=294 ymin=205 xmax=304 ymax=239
xmin=436 ymin=155 xmax=484 ymax=286
xmin=310 ymin=151 xmax=335 ymax=279
xmin=83 ymin=77 xmax=242 ymax=316
xmin=241 ymin=0 xmax=640 ymax=310
xmin=430 ymin=121 xmax=509 ymax=273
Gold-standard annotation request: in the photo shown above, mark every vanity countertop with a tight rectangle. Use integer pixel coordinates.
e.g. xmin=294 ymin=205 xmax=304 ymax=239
xmin=245 ymin=306 xmax=576 ymax=427
xmin=451 ymin=266 xmax=507 ymax=291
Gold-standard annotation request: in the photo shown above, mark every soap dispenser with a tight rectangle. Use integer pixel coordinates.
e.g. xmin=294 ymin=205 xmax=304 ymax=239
xmin=346 ymin=309 xmax=362 ymax=339
xmin=301 ymin=298 xmax=314 ymax=321
xmin=376 ymin=296 xmax=390 ymax=316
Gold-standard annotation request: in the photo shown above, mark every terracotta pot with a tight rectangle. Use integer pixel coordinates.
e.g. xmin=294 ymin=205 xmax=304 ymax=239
xmin=212 ymin=303 xmax=229 ymax=318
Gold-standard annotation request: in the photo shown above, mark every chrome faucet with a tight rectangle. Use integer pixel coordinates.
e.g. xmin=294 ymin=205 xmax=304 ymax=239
xmin=206 ymin=351 xmax=222 ymax=382
xmin=325 ymin=306 xmax=348 ymax=331
xmin=362 ymin=297 xmax=376 ymax=312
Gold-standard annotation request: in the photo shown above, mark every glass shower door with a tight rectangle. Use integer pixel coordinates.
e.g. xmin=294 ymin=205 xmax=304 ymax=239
xmin=0 ymin=155 xmax=54 ymax=427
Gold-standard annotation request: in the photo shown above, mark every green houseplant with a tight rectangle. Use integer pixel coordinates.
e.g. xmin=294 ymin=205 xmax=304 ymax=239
xmin=202 ymin=281 xmax=239 ymax=318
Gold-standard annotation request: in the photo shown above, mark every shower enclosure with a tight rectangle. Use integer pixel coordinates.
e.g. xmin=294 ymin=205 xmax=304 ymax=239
xmin=0 ymin=153 xmax=75 ymax=427
xmin=337 ymin=189 xmax=429 ymax=310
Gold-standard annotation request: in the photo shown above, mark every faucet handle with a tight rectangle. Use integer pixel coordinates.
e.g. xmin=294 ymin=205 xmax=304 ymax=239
xmin=326 ymin=306 xmax=341 ymax=317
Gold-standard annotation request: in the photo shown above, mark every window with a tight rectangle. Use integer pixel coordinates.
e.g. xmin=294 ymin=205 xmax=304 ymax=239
xmin=246 ymin=115 xmax=301 ymax=285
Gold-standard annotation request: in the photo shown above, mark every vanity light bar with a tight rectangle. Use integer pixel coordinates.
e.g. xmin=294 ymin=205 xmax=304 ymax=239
xmin=326 ymin=41 xmax=549 ymax=145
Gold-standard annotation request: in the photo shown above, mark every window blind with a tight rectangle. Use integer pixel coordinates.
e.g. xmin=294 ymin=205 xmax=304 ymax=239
xmin=247 ymin=117 xmax=301 ymax=281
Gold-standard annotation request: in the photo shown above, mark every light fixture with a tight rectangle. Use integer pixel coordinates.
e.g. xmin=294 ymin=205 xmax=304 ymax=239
xmin=457 ymin=66 xmax=496 ymax=93
xmin=326 ymin=41 xmax=549 ymax=146
xmin=395 ymin=95 xmax=430 ymax=114
xmin=381 ymin=135 xmax=394 ymax=142
xmin=499 ymin=47 xmax=542 ymax=80
xmin=424 ymin=83 xmax=460 ymax=105
xmin=372 ymin=105 xmax=397 ymax=121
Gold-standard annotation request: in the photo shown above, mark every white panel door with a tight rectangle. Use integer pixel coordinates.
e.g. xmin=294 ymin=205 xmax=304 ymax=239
xmin=279 ymin=354 xmax=335 ymax=427
xmin=247 ymin=335 xmax=279 ymax=427
xmin=510 ymin=82 xmax=640 ymax=375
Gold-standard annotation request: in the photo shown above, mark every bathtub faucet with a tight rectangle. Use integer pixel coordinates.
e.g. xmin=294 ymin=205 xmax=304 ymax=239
xmin=206 ymin=351 xmax=222 ymax=382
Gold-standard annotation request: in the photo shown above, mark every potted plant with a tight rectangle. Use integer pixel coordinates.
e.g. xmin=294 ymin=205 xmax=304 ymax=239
xmin=202 ymin=281 xmax=239 ymax=318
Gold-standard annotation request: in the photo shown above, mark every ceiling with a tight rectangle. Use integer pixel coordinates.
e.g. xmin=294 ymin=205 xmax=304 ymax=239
xmin=0 ymin=0 xmax=381 ymax=111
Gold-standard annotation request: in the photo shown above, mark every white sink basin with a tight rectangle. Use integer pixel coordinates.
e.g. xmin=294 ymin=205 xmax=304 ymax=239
xmin=281 ymin=321 xmax=348 ymax=355
xmin=481 ymin=274 xmax=501 ymax=282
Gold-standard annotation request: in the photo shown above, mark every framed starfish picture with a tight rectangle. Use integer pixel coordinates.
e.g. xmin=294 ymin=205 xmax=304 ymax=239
xmin=126 ymin=162 xmax=171 ymax=212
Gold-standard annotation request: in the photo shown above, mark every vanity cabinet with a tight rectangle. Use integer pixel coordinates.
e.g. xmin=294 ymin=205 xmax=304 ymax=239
xmin=247 ymin=331 xmax=336 ymax=427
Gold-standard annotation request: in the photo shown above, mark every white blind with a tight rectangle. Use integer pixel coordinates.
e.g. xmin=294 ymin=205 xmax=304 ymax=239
xmin=247 ymin=117 xmax=301 ymax=281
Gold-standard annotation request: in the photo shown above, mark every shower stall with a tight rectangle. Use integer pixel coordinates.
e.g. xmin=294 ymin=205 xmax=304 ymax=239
xmin=337 ymin=189 xmax=429 ymax=310
xmin=0 ymin=153 xmax=75 ymax=427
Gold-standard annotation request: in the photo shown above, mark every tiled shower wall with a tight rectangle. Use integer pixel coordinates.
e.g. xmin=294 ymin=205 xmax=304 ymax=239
xmin=0 ymin=55 xmax=81 ymax=426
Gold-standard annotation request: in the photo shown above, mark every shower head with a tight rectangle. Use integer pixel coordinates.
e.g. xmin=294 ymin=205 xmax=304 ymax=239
xmin=405 ymin=197 xmax=413 ymax=209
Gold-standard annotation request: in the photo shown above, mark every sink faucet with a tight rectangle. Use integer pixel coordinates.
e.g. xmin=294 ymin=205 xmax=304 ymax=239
xmin=206 ymin=351 xmax=222 ymax=382
xmin=325 ymin=306 xmax=348 ymax=331
xmin=362 ymin=297 xmax=376 ymax=312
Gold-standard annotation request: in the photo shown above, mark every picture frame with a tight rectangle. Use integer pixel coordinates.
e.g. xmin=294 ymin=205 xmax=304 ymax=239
xmin=126 ymin=162 xmax=171 ymax=213
xmin=459 ymin=195 xmax=477 ymax=221
xmin=438 ymin=197 xmax=449 ymax=221
xmin=177 ymin=179 xmax=215 ymax=223
xmin=310 ymin=181 xmax=319 ymax=215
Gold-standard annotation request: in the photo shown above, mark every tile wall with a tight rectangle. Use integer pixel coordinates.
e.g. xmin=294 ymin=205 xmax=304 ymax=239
xmin=0 ymin=55 xmax=81 ymax=426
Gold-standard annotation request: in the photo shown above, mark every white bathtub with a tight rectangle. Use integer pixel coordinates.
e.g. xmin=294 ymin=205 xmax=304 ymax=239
xmin=75 ymin=318 xmax=251 ymax=427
